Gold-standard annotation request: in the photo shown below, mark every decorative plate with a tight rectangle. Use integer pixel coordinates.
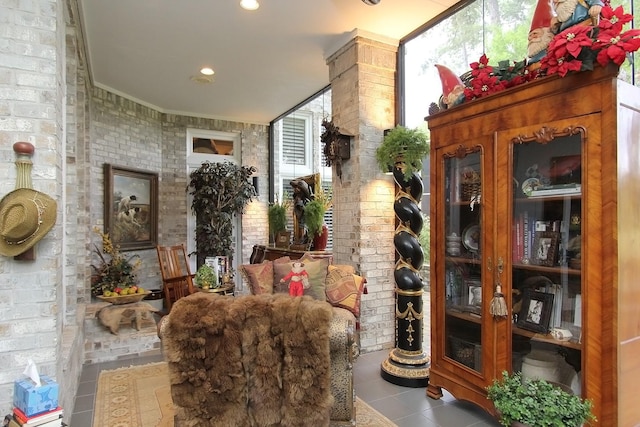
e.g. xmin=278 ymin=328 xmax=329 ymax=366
xmin=97 ymin=291 xmax=150 ymax=305
xmin=521 ymin=177 xmax=540 ymax=197
xmin=462 ymin=224 xmax=480 ymax=253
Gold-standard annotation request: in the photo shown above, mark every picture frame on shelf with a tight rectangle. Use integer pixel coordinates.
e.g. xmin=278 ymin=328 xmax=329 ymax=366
xmin=275 ymin=230 xmax=291 ymax=248
xmin=517 ymin=289 xmax=554 ymax=333
xmin=532 ymin=231 xmax=559 ymax=266
xmin=104 ymin=164 xmax=158 ymax=251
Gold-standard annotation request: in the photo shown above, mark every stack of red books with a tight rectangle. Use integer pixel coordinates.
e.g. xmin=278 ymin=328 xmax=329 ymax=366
xmin=9 ymin=406 xmax=63 ymax=427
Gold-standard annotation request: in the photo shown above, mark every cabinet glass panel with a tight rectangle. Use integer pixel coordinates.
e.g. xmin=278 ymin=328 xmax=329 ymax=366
xmin=443 ymin=148 xmax=482 ymax=372
xmin=510 ymin=131 xmax=583 ymax=391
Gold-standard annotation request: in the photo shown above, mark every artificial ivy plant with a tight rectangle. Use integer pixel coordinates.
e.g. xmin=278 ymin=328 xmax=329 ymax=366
xmin=268 ymin=198 xmax=290 ymax=243
xmin=375 ymin=125 xmax=430 ymax=180
xmin=486 ymin=371 xmax=596 ymax=427
xmin=187 ymin=161 xmax=256 ymax=265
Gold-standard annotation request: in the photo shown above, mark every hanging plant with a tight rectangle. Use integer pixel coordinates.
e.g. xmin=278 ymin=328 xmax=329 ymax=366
xmin=375 ymin=125 xmax=430 ymax=180
xmin=187 ymin=161 xmax=256 ymax=265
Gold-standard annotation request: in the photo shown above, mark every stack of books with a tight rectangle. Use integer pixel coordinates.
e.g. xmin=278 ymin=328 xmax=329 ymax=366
xmin=8 ymin=406 xmax=63 ymax=427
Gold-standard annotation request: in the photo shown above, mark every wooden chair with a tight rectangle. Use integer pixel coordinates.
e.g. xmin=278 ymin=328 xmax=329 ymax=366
xmin=156 ymin=244 xmax=196 ymax=313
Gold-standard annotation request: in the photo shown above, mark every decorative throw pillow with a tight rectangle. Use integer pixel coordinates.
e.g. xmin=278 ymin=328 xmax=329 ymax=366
xmin=239 ymin=261 xmax=274 ymax=295
xmin=273 ymin=255 xmax=330 ymax=300
xmin=325 ymin=265 xmax=366 ymax=317
xmin=272 ymin=256 xmax=293 ymax=294
xmin=299 ymin=255 xmax=331 ymax=301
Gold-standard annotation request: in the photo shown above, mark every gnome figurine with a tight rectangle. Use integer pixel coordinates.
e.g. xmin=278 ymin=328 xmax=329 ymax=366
xmin=526 ymin=0 xmax=555 ymax=69
xmin=435 ymin=64 xmax=465 ymax=109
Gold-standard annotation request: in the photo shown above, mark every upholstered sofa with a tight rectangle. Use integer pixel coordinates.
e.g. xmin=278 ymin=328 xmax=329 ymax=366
xmin=241 ymin=252 xmax=367 ymax=345
xmin=158 ymin=292 xmax=357 ymax=426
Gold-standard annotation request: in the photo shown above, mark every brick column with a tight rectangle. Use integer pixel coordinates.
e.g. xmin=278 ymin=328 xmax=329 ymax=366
xmin=326 ymin=31 xmax=399 ymax=352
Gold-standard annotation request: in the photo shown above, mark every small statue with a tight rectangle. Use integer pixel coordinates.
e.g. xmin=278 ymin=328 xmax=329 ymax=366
xmin=435 ymin=64 xmax=465 ymax=108
xmin=289 ymin=179 xmax=311 ymax=245
xmin=526 ymin=0 xmax=555 ymax=69
xmin=551 ymin=0 xmax=603 ymax=34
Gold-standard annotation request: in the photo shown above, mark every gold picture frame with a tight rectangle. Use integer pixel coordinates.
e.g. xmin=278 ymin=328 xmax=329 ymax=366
xmin=104 ymin=164 xmax=158 ymax=251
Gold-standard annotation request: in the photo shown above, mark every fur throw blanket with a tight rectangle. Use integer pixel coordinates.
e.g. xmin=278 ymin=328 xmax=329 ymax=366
xmin=161 ymin=293 xmax=334 ymax=427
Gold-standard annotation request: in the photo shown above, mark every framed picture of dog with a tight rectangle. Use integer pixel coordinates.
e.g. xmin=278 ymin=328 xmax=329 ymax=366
xmin=104 ymin=164 xmax=158 ymax=251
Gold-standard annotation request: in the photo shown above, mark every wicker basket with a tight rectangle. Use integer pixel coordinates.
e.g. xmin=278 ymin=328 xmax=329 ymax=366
xmin=449 ymin=336 xmax=482 ymax=369
xmin=461 ymin=182 xmax=481 ymax=201
xmin=97 ymin=291 xmax=150 ymax=305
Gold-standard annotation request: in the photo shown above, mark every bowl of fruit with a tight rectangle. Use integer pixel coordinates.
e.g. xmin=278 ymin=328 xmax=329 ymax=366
xmin=97 ymin=286 xmax=150 ymax=305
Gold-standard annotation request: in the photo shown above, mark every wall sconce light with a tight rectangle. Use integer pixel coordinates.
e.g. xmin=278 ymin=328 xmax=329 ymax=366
xmin=252 ymin=176 xmax=260 ymax=196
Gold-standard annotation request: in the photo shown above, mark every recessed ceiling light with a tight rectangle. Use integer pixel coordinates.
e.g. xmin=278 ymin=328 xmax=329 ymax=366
xmin=200 ymin=67 xmax=215 ymax=76
xmin=240 ymin=0 xmax=259 ymax=11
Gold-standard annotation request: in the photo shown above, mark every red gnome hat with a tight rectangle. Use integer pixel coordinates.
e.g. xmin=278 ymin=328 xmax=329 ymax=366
xmin=530 ymin=0 xmax=553 ymax=31
xmin=435 ymin=64 xmax=464 ymax=107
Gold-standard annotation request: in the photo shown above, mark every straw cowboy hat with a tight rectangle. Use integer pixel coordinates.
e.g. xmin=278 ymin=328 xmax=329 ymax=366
xmin=0 ymin=188 xmax=57 ymax=257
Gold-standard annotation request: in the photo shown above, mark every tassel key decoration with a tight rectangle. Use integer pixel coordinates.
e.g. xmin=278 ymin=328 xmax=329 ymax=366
xmin=490 ymin=284 xmax=509 ymax=318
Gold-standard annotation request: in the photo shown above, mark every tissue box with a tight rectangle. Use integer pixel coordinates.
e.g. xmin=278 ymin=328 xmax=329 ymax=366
xmin=13 ymin=375 xmax=59 ymax=417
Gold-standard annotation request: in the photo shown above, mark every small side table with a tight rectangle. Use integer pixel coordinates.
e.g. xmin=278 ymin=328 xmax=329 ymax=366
xmin=196 ymin=284 xmax=235 ymax=296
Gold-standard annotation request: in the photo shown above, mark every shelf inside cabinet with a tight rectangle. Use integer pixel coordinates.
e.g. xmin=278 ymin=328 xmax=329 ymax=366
xmin=512 ymin=325 xmax=581 ymax=350
xmin=515 ymin=194 xmax=582 ymax=203
xmin=446 ymin=309 xmax=482 ymax=324
xmin=446 ymin=256 xmax=481 ymax=265
xmin=512 ymin=263 xmax=581 ymax=276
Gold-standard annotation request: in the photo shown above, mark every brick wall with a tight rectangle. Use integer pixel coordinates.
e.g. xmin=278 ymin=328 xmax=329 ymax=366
xmin=0 ymin=0 xmax=71 ymax=417
xmin=327 ymin=34 xmax=400 ymax=352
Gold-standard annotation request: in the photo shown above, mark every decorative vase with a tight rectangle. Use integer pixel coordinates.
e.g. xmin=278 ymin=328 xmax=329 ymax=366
xmin=312 ymin=224 xmax=329 ymax=251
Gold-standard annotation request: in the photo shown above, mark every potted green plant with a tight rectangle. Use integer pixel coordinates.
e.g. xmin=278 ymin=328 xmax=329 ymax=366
xmin=194 ymin=264 xmax=218 ymax=289
xmin=375 ymin=125 xmax=430 ymax=180
xmin=303 ymin=199 xmax=326 ymax=239
xmin=268 ymin=198 xmax=290 ymax=244
xmin=303 ymin=187 xmax=332 ymax=250
xmin=486 ymin=371 xmax=596 ymax=427
xmin=187 ymin=161 xmax=256 ymax=266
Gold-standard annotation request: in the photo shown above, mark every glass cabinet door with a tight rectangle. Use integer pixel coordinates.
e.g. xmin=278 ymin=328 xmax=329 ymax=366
xmin=442 ymin=147 xmax=484 ymax=373
xmin=509 ymin=127 xmax=583 ymax=392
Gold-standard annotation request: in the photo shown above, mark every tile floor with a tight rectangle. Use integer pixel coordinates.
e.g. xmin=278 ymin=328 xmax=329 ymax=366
xmin=71 ymin=348 xmax=502 ymax=427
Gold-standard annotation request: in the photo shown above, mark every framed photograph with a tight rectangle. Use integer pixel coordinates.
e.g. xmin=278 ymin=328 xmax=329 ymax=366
xmin=104 ymin=164 xmax=158 ymax=251
xmin=532 ymin=231 xmax=559 ymax=266
xmin=275 ymin=231 xmax=291 ymax=248
xmin=517 ymin=289 xmax=554 ymax=333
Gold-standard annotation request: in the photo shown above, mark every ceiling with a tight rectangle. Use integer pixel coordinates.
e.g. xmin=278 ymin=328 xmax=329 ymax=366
xmin=78 ymin=0 xmax=458 ymax=125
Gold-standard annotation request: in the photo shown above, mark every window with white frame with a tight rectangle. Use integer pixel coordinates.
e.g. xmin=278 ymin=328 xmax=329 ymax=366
xmin=272 ymin=88 xmax=333 ymax=250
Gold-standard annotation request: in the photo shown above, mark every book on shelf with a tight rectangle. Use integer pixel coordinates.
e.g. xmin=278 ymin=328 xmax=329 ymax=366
xmin=528 ymin=183 xmax=581 ymax=197
xmin=12 ymin=407 xmax=63 ymax=427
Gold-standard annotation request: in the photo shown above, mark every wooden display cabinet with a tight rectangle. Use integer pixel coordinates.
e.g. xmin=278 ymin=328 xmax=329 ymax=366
xmin=425 ymin=64 xmax=640 ymax=426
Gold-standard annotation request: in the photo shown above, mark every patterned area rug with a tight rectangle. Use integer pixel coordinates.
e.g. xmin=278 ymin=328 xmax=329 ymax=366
xmin=94 ymin=362 xmax=397 ymax=427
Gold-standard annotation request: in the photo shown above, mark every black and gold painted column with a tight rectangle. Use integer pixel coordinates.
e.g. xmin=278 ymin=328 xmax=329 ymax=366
xmin=380 ymin=164 xmax=430 ymax=387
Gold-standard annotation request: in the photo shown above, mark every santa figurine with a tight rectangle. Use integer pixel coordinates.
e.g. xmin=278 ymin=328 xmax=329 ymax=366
xmin=280 ymin=261 xmax=309 ymax=297
xmin=435 ymin=64 xmax=465 ymax=108
xmin=526 ymin=0 xmax=555 ymax=69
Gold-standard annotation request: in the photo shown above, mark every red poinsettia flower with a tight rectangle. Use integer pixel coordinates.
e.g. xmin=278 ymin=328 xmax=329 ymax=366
xmin=540 ymin=55 xmax=583 ymax=77
xmin=469 ymin=54 xmax=492 ymax=77
xmin=547 ymin=25 xmax=593 ymax=59
xmin=598 ymin=5 xmax=633 ymax=33
xmin=593 ymin=28 xmax=640 ymax=66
